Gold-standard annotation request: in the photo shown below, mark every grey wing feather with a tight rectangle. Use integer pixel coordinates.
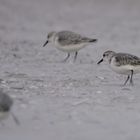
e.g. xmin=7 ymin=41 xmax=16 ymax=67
xmin=115 ymin=53 xmax=140 ymax=66
xmin=57 ymin=31 xmax=93 ymax=46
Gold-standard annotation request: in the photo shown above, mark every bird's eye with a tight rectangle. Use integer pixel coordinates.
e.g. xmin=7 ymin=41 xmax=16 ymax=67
xmin=103 ymin=54 xmax=105 ymax=57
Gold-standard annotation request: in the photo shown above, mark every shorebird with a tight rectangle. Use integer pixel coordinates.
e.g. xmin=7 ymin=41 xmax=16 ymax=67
xmin=97 ymin=50 xmax=140 ymax=85
xmin=43 ymin=31 xmax=97 ymax=62
xmin=0 ymin=90 xmax=19 ymax=125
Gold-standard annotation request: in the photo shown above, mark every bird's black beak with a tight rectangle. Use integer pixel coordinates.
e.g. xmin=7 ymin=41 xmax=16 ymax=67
xmin=97 ymin=58 xmax=103 ymax=64
xmin=43 ymin=40 xmax=48 ymax=47
xmin=93 ymin=39 xmax=98 ymax=42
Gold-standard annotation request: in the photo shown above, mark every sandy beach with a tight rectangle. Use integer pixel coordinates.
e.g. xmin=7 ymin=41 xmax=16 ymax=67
xmin=0 ymin=0 xmax=140 ymax=139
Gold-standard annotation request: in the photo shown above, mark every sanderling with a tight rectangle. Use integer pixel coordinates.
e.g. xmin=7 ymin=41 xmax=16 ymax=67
xmin=0 ymin=90 xmax=19 ymax=125
xmin=43 ymin=31 xmax=97 ymax=62
xmin=97 ymin=50 xmax=140 ymax=86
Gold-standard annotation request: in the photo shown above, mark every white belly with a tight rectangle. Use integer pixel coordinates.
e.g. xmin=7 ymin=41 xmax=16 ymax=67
xmin=55 ymin=43 xmax=88 ymax=52
xmin=110 ymin=63 xmax=140 ymax=75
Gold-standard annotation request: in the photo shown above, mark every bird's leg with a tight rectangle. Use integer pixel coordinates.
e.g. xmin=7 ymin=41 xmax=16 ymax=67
xmin=11 ymin=112 xmax=20 ymax=125
xmin=130 ymin=70 xmax=134 ymax=86
xmin=63 ymin=53 xmax=70 ymax=62
xmin=123 ymin=75 xmax=130 ymax=86
xmin=74 ymin=51 xmax=78 ymax=62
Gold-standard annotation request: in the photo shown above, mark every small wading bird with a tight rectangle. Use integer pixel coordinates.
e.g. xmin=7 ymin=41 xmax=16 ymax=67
xmin=97 ymin=50 xmax=140 ymax=86
xmin=43 ymin=30 xmax=97 ymax=62
xmin=0 ymin=89 xmax=19 ymax=125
